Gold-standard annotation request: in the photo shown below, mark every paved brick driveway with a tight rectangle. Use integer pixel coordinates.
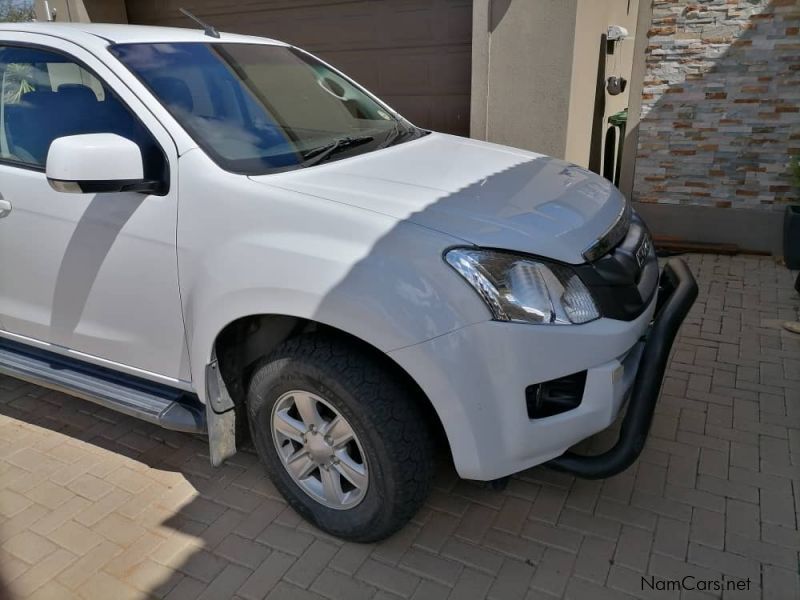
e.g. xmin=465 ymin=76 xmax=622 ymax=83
xmin=0 ymin=254 xmax=798 ymax=600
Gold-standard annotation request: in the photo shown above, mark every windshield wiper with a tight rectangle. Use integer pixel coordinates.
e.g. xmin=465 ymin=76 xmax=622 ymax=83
xmin=300 ymin=135 xmax=374 ymax=167
xmin=378 ymin=121 xmax=417 ymax=149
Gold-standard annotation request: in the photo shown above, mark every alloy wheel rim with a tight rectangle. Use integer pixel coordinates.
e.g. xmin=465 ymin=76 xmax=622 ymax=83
xmin=270 ymin=390 xmax=368 ymax=510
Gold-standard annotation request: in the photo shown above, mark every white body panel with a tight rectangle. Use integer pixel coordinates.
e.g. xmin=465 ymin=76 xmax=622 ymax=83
xmin=0 ymin=23 xmax=654 ymax=480
xmin=390 ymin=297 xmax=656 ymax=479
xmin=176 ymin=149 xmax=488 ymax=381
xmin=252 ymin=133 xmax=626 ymax=265
xmin=46 ymin=134 xmax=143 ymax=182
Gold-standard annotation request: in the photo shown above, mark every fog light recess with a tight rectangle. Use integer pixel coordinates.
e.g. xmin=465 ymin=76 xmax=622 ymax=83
xmin=525 ymin=371 xmax=587 ymax=419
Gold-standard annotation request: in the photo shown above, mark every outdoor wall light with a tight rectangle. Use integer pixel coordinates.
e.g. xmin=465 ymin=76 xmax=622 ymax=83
xmin=607 ymin=25 xmax=629 ymax=42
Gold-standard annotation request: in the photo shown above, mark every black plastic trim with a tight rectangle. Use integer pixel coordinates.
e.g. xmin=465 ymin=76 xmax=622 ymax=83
xmin=526 ymin=371 xmax=587 ymax=419
xmin=576 ymin=213 xmax=659 ymax=321
xmin=48 ymin=178 xmax=164 ymax=195
xmin=546 ymin=258 xmax=698 ymax=479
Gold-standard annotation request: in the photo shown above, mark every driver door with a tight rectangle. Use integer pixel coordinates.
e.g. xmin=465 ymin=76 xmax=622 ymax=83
xmin=0 ymin=34 xmax=191 ymax=385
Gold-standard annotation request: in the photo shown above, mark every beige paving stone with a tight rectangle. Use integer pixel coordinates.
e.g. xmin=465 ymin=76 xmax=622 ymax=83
xmin=105 ymin=466 xmax=155 ymax=495
xmin=266 ymin=581 xmax=327 ymax=600
xmin=487 ymin=558 xmax=534 ymax=600
xmin=412 ymin=510 xmax=459 ymax=553
xmin=441 ymin=538 xmax=504 ymax=575
xmin=49 ymin=519 xmax=104 ymax=556
xmin=56 ymin=540 xmax=124 ymax=590
xmin=482 ymin=527 xmax=545 ymax=563
xmin=0 ymin=547 xmax=31 ymax=581
xmin=309 ymin=568 xmax=376 ymax=600
xmin=3 ymin=530 xmax=58 ymax=564
xmin=529 ymin=547 xmax=577 ymax=597
xmin=91 ymin=512 xmax=147 ymax=548
xmin=25 ymin=579 xmax=76 ymax=600
xmin=196 ymin=563 xmax=252 ymax=600
xmin=161 ymin=575 xmax=206 ymax=600
xmin=125 ymin=559 xmax=178 ymax=597
xmin=409 ymin=579 xmax=451 ymax=600
xmin=214 ymin=533 xmax=270 ymax=569
xmin=573 ymin=536 xmax=615 ymax=584
xmin=492 ymin=497 xmax=533 ymax=535
xmin=614 ymin=526 xmax=653 ymax=574
xmin=73 ymin=488 xmax=133 ymax=528
xmin=103 ymin=531 xmax=167 ymax=580
xmin=448 ymin=567 xmax=493 ymax=600
xmin=400 ymin=548 xmax=462 ymax=587
xmin=65 ymin=474 xmax=114 ymax=502
xmin=10 ymin=547 xmax=77 ymax=597
xmin=454 ymin=503 xmax=496 ymax=543
xmin=77 ymin=570 xmax=140 ymax=600
xmin=522 ymin=520 xmax=582 ymax=553
xmin=20 ymin=498 xmax=93 ymax=538
xmin=284 ymin=539 xmax=338 ymax=588
xmin=238 ymin=549 xmax=295 ymax=600
xmin=25 ymin=480 xmax=77 ymax=510
xmin=370 ymin=521 xmax=419 ymax=564
xmin=356 ymin=558 xmax=421 ymax=597
xmin=0 ymin=488 xmax=33 ymax=517
xmin=328 ymin=541 xmax=373 ymax=576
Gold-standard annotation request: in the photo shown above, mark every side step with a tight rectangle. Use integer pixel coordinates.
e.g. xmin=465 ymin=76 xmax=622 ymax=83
xmin=0 ymin=338 xmax=206 ymax=434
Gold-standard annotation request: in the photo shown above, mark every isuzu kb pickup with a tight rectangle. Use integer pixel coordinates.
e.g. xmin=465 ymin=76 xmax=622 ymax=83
xmin=0 ymin=23 xmax=697 ymax=541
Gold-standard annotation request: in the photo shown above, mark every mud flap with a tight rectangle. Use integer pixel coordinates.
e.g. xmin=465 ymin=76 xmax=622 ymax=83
xmin=206 ymin=359 xmax=237 ymax=466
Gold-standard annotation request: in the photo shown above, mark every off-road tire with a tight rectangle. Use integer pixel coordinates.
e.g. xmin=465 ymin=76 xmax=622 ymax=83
xmin=246 ymin=333 xmax=435 ymax=542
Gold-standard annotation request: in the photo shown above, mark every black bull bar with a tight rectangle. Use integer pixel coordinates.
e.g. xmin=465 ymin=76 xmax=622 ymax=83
xmin=548 ymin=258 xmax=699 ymax=479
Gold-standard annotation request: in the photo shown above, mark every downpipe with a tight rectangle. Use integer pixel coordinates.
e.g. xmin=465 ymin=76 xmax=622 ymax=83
xmin=547 ymin=258 xmax=698 ymax=479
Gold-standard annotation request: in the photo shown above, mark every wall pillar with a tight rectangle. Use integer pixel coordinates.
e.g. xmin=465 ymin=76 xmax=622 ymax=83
xmin=471 ymin=0 xmax=642 ymax=174
xmin=470 ymin=0 xmax=578 ymax=160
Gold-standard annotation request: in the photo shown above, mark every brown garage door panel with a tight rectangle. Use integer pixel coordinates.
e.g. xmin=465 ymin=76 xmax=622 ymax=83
xmin=125 ymin=0 xmax=473 ymax=135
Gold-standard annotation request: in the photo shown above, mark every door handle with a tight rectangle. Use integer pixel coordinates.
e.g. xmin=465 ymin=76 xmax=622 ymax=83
xmin=0 ymin=196 xmax=10 ymax=218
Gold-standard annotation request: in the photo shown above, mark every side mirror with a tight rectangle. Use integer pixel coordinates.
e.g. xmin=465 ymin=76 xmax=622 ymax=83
xmin=46 ymin=134 xmax=159 ymax=194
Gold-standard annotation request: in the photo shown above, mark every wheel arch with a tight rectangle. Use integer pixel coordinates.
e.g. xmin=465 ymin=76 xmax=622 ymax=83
xmin=209 ymin=313 xmax=451 ymax=464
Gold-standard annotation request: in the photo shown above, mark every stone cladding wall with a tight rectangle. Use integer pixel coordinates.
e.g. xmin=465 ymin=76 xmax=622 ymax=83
xmin=634 ymin=0 xmax=800 ymax=210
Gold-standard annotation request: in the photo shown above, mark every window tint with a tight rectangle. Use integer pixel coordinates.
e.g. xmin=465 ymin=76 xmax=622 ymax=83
xmin=0 ymin=45 xmax=166 ymax=181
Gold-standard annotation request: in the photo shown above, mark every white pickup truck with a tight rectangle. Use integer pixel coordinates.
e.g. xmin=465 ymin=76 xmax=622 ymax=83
xmin=0 ymin=22 xmax=696 ymax=541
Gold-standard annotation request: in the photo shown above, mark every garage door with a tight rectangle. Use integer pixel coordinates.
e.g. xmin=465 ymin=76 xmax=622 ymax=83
xmin=125 ymin=0 xmax=473 ymax=136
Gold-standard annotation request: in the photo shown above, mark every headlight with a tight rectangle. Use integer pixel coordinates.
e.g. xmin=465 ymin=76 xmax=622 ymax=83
xmin=445 ymin=248 xmax=600 ymax=325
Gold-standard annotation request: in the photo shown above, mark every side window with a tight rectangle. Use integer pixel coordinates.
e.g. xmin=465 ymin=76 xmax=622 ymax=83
xmin=0 ymin=45 xmax=166 ymax=182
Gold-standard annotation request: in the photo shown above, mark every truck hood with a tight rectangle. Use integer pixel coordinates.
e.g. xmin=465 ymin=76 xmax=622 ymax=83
xmin=249 ymin=133 xmax=626 ymax=264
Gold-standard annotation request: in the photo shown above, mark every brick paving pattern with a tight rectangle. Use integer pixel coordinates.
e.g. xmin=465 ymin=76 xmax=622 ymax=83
xmin=0 ymin=254 xmax=798 ymax=599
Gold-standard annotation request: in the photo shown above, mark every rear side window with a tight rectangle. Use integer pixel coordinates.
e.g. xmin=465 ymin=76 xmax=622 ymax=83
xmin=0 ymin=45 xmax=166 ymax=181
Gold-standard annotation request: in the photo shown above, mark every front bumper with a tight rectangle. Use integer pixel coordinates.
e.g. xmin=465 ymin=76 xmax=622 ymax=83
xmin=548 ymin=258 xmax=698 ymax=478
xmin=389 ymin=258 xmax=697 ymax=481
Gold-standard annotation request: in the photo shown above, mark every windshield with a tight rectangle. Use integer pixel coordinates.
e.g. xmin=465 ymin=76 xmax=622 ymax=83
xmin=110 ymin=42 xmax=422 ymax=175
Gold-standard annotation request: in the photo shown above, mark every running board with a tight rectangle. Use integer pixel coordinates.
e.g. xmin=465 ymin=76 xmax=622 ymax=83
xmin=0 ymin=338 xmax=206 ymax=434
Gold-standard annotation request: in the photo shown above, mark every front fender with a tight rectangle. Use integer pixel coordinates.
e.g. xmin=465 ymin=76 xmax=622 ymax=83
xmin=177 ymin=150 xmax=488 ymax=402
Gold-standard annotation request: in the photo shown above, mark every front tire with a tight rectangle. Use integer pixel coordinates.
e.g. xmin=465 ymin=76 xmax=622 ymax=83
xmin=246 ymin=334 xmax=434 ymax=542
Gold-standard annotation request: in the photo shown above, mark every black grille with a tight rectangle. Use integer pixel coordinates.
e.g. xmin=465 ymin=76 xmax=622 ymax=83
xmin=575 ymin=213 xmax=659 ymax=321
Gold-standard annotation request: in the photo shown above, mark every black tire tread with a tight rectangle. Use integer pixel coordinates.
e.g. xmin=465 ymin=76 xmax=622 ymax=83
xmin=247 ymin=333 xmax=434 ymax=541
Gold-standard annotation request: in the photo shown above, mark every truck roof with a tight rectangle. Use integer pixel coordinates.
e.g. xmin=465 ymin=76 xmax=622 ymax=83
xmin=0 ymin=22 xmax=286 ymax=47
